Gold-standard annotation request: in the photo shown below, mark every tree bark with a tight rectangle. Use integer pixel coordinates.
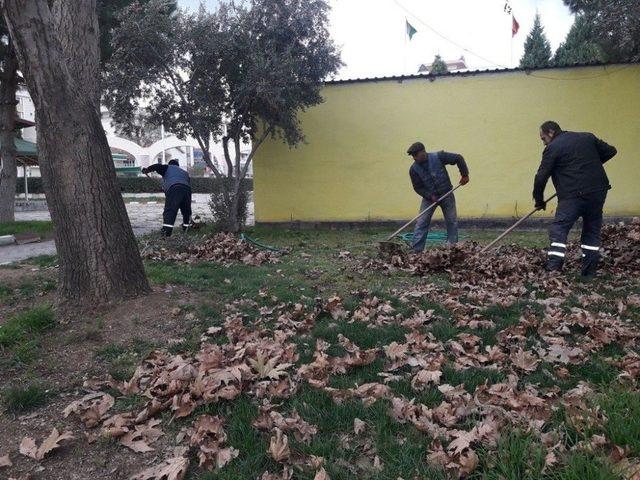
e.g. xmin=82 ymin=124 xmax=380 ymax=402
xmin=2 ymin=0 xmax=150 ymax=304
xmin=51 ymin=0 xmax=101 ymax=110
xmin=0 ymin=44 xmax=18 ymax=223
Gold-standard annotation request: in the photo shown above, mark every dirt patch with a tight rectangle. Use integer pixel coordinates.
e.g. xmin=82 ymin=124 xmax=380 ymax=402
xmin=0 ymin=283 xmax=203 ymax=480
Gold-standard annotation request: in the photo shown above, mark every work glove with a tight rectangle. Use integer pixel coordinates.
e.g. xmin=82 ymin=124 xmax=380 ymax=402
xmin=430 ymin=195 xmax=438 ymax=204
xmin=460 ymin=175 xmax=470 ymax=185
xmin=535 ymin=200 xmax=546 ymax=211
xmin=141 ymin=167 xmax=149 ymax=174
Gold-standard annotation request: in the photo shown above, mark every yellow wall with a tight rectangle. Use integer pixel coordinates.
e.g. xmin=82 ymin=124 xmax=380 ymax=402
xmin=254 ymin=65 xmax=640 ymax=222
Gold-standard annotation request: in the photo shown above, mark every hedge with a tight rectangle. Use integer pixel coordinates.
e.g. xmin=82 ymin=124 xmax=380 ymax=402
xmin=16 ymin=176 xmax=253 ymax=194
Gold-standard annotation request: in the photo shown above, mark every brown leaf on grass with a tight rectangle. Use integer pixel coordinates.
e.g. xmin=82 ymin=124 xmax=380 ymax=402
xmin=314 ymin=467 xmax=330 ymax=480
xmin=459 ymin=449 xmax=479 ymax=476
xmin=384 ymin=342 xmax=408 ymax=360
xmin=447 ymin=430 xmax=477 ymax=455
xmin=214 ymin=447 xmax=239 ymax=469
xmin=325 ymin=296 xmax=348 ymax=320
xmin=129 ymin=456 xmax=189 ymax=480
xmin=411 ymin=369 xmax=442 ymax=390
xmin=510 ymin=349 xmax=540 ymax=372
xmin=353 ymin=418 xmax=366 ymax=435
xmin=269 ymin=428 xmax=291 ymax=462
xmin=20 ymin=429 xmax=74 ymax=460
xmin=0 ymin=454 xmax=12 ymax=467
xmin=249 ymin=351 xmax=292 ymax=380
xmin=543 ymin=344 xmax=583 ymax=364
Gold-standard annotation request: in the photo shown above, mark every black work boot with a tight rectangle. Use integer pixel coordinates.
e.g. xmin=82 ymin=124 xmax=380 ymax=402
xmin=161 ymin=226 xmax=173 ymax=237
xmin=545 ymin=257 xmax=564 ymax=272
xmin=581 ymin=251 xmax=599 ymax=277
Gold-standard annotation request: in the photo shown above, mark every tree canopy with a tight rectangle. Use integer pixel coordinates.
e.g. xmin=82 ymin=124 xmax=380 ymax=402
xmin=520 ymin=13 xmax=552 ymax=69
xmin=554 ymin=14 xmax=605 ymax=66
xmin=429 ymin=55 xmax=449 ymax=75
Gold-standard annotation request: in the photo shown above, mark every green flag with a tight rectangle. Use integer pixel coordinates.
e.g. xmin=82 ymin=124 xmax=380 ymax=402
xmin=406 ymin=20 xmax=417 ymax=40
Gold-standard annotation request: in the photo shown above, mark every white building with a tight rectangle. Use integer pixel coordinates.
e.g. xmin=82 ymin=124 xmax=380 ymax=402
xmin=417 ymin=56 xmax=469 ymax=74
xmin=16 ymin=89 xmax=253 ymax=178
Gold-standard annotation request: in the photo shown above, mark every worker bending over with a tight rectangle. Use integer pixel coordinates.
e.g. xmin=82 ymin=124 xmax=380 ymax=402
xmin=142 ymin=159 xmax=192 ymax=237
xmin=533 ymin=121 xmax=617 ymax=277
xmin=406 ymin=142 xmax=469 ymax=252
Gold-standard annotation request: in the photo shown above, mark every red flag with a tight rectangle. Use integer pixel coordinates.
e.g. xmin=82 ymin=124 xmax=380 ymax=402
xmin=512 ymin=15 xmax=520 ymax=37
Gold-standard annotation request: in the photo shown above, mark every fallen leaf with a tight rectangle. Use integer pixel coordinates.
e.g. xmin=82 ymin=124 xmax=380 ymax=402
xmin=269 ymin=428 xmax=290 ymax=462
xmin=353 ymin=418 xmax=366 ymax=435
xmin=129 ymin=456 xmax=190 ymax=480
xmin=0 ymin=454 xmax=12 ymax=468
xmin=510 ymin=349 xmax=540 ymax=372
xmin=314 ymin=467 xmax=330 ymax=480
xmin=20 ymin=429 xmax=74 ymax=460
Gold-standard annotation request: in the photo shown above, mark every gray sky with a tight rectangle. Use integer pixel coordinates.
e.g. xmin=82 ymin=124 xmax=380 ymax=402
xmin=178 ymin=0 xmax=575 ymax=79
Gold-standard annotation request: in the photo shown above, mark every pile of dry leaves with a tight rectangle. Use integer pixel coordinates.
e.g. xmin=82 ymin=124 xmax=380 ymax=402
xmin=372 ymin=219 xmax=640 ymax=282
xmin=142 ymin=232 xmax=282 ymax=266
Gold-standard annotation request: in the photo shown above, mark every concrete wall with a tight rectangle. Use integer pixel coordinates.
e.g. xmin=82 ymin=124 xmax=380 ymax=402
xmin=254 ymin=64 xmax=640 ymax=222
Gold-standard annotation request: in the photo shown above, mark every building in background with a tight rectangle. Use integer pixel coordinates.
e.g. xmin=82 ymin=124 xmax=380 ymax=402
xmin=417 ymin=56 xmax=468 ymax=74
xmin=16 ymin=90 xmax=253 ymax=178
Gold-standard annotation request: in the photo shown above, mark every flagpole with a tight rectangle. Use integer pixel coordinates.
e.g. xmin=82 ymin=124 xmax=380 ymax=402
xmin=404 ymin=18 xmax=408 ymax=74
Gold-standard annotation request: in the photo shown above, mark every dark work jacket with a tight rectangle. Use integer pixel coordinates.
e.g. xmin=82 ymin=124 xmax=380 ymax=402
xmin=533 ymin=131 xmax=617 ymax=203
xmin=147 ymin=163 xmax=191 ymax=192
xmin=410 ymin=151 xmax=469 ymax=199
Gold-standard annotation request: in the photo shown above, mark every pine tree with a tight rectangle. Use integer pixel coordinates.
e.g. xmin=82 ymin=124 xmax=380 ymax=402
xmin=554 ymin=14 xmax=605 ymax=66
xmin=519 ymin=14 xmax=552 ymax=69
xmin=429 ymin=54 xmax=449 ymax=75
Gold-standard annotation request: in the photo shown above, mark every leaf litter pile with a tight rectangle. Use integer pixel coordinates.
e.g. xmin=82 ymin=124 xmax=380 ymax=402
xmin=142 ymin=232 xmax=282 ymax=266
xmin=3 ymin=221 xmax=640 ymax=479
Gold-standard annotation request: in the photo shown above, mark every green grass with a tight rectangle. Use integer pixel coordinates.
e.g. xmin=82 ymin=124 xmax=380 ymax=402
xmin=23 ymin=254 xmax=58 ymax=268
xmin=550 ymin=452 xmax=620 ymax=480
xmin=474 ymin=430 xmax=547 ymax=480
xmin=0 ymin=306 xmax=55 ymax=349
xmin=2 ymin=383 xmax=51 ymax=412
xmin=0 ymin=220 xmax=53 ymax=238
xmin=598 ymin=389 xmax=640 ymax=456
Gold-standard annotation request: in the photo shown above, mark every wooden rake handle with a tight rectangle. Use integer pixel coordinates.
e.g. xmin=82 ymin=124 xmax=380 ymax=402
xmin=385 ymin=183 xmax=464 ymax=242
xmin=480 ymin=193 xmax=558 ymax=253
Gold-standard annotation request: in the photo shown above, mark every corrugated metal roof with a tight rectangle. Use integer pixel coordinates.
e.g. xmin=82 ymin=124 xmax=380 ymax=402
xmin=325 ymin=61 xmax=638 ymax=85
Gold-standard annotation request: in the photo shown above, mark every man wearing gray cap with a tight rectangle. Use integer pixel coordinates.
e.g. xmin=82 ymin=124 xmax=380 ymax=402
xmin=407 ymin=142 xmax=469 ymax=252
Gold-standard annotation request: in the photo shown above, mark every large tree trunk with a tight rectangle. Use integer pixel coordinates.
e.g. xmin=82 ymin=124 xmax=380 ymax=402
xmin=2 ymin=0 xmax=150 ymax=304
xmin=0 ymin=45 xmax=18 ymax=223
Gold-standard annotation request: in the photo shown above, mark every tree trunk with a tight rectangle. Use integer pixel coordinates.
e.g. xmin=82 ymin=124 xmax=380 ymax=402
xmin=0 ymin=45 xmax=18 ymax=223
xmin=229 ymin=179 xmax=241 ymax=233
xmin=51 ymin=0 xmax=101 ymax=110
xmin=3 ymin=0 xmax=150 ymax=305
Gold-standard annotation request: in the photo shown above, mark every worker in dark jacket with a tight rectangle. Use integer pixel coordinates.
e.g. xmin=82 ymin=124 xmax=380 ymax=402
xmin=533 ymin=121 xmax=617 ymax=276
xmin=407 ymin=142 xmax=469 ymax=252
xmin=142 ymin=159 xmax=192 ymax=237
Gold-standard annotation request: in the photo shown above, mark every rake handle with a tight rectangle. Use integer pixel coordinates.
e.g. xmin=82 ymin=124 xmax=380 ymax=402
xmin=480 ymin=193 xmax=558 ymax=253
xmin=385 ymin=184 xmax=464 ymax=242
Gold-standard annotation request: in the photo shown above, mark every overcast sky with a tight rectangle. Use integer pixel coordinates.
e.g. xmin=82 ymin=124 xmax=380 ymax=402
xmin=178 ymin=0 xmax=575 ymax=79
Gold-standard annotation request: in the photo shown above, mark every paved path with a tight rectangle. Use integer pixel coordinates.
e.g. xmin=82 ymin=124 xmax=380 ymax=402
xmin=0 ymin=195 xmax=254 ymax=264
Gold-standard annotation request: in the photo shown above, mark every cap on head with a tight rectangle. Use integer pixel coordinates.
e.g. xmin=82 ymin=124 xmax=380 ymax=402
xmin=168 ymin=159 xmax=179 ymax=166
xmin=407 ymin=142 xmax=425 ymax=156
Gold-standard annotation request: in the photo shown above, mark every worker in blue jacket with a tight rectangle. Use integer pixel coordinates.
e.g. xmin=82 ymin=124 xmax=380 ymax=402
xmin=142 ymin=159 xmax=192 ymax=237
xmin=407 ymin=142 xmax=469 ymax=252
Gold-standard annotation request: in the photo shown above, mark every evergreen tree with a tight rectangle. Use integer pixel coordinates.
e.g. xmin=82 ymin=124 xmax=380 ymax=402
xmin=564 ymin=0 xmax=640 ymax=62
xmin=554 ymin=14 xmax=605 ymax=66
xmin=429 ymin=54 xmax=449 ymax=75
xmin=519 ymin=14 xmax=552 ymax=69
